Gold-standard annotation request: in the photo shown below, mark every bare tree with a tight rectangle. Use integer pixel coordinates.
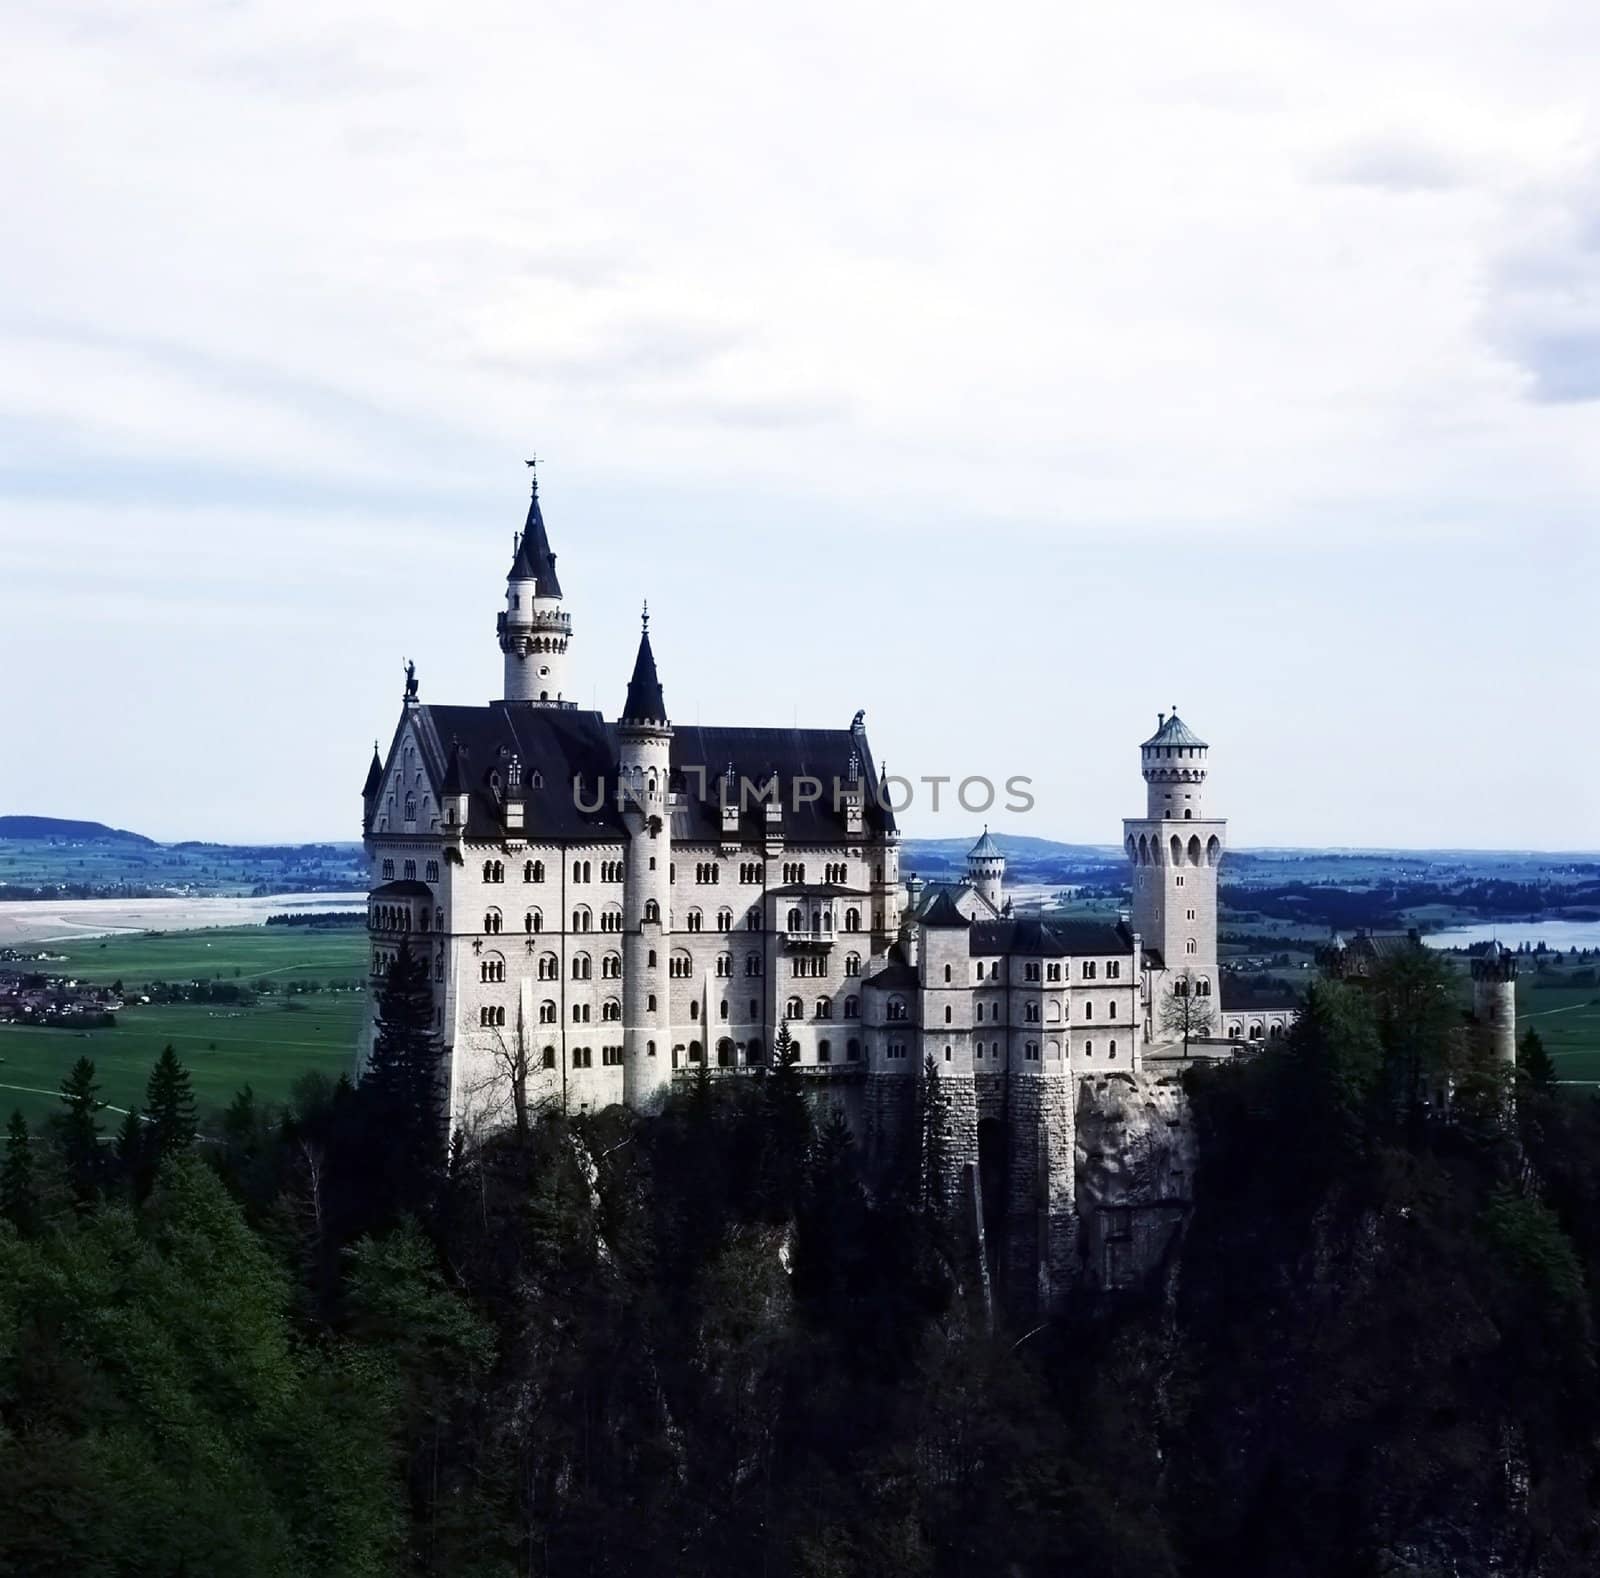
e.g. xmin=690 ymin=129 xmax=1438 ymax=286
xmin=1158 ymin=971 xmax=1216 ymax=1057
xmin=460 ymin=1024 xmax=556 ymax=1147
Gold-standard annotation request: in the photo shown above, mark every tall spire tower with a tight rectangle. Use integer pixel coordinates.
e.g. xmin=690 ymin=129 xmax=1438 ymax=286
xmin=498 ymin=461 xmax=572 ymax=704
xmin=1123 ymin=709 xmax=1226 ymax=1008
xmin=619 ymin=605 xmax=674 ymax=1110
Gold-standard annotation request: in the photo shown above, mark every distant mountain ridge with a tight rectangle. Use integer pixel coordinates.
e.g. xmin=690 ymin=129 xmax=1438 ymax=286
xmin=0 ymin=815 xmax=156 ymax=846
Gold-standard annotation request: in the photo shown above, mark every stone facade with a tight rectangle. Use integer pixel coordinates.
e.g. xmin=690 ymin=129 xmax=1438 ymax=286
xmin=360 ymin=473 xmax=1310 ymax=1308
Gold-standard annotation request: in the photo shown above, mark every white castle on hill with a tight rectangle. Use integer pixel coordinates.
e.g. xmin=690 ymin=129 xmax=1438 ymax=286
xmin=360 ymin=471 xmax=1305 ymax=1301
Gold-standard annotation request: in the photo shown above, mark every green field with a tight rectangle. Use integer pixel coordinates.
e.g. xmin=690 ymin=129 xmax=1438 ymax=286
xmin=0 ymin=925 xmax=367 ymax=1127
xmin=36 ymin=924 xmax=367 ymax=988
xmin=1520 ymin=981 xmax=1600 ymax=1085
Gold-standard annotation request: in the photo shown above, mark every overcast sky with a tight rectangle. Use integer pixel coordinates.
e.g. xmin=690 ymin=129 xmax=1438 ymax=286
xmin=2 ymin=0 xmax=1596 ymax=849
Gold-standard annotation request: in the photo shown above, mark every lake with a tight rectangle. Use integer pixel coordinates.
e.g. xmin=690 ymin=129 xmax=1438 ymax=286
xmin=1423 ymin=919 xmax=1600 ymax=953
xmin=0 ymin=892 xmax=367 ymax=948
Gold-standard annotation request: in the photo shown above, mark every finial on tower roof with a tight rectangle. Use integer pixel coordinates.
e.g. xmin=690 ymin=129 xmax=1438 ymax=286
xmin=642 ymin=599 xmax=649 ymax=632
xmin=525 ymin=454 xmax=538 ymax=496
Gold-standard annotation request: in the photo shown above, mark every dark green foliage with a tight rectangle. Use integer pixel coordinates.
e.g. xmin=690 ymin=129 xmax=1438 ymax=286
xmin=8 ymin=975 xmax=1600 ymax=1577
xmin=1520 ymin=1023 xmax=1556 ymax=1091
xmin=144 ymin=1042 xmax=198 ymax=1161
xmin=53 ymin=1056 xmax=102 ymax=1209
xmin=362 ymin=940 xmax=445 ymax=1220
xmin=2 ymin=1108 xmax=37 ymax=1234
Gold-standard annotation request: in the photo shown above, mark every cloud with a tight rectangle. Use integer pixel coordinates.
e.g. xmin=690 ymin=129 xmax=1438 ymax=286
xmin=1482 ymin=172 xmax=1600 ymax=403
xmin=1311 ymin=132 xmax=1471 ymax=193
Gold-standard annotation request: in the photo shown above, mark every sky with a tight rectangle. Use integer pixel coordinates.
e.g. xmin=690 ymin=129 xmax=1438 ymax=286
xmin=1 ymin=0 xmax=1596 ymax=850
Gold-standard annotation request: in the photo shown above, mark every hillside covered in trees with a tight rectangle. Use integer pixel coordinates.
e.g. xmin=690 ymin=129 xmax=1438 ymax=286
xmin=3 ymin=945 xmax=1598 ymax=1576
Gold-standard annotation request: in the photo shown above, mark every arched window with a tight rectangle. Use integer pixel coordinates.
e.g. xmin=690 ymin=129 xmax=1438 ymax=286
xmin=572 ymin=1003 xmax=590 ymax=1023
xmin=525 ymin=859 xmax=544 ymax=883
xmin=687 ymin=908 xmax=703 ymax=933
xmin=717 ymin=1038 xmax=734 ymax=1067
xmin=479 ymin=955 xmax=506 ymax=984
xmin=1185 ymin=939 xmax=1198 ymax=955
xmin=525 ymin=909 xmax=542 ymax=933
xmin=746 ymin=908 xmax=761 ymax=931
xmin=572 ymin=906 xmax=592 ymax=932
xmin=818 ymin=1039 xmax=832 ymax=1063
xmin=844 ymin=996 xmax=859 ymax=1019
xmin=844 ymin=908 xmax=861 ymax=932
xmin=716 ymin=908 xmax=733 ymax=933
xmin=845 ymin=952 xmax=861 ymax=977
xmin=887 ymin=996 xmax=908 ymax=1022
xmin=538 ymin=951 xmax=559 ymax=980
xmin=1108 ymin=1039 xmax=1117 ymax=1059
xmin=690 ymin=1001 xmax=700 ymax=1021
xmin=644 ymin=899 xmax=660 ymax=923
xmin=719 ymin=999 xmax=730 ymax=1020
xmin=382 ymin=859 xmax=395 ymax=880
xmin=785 ymin=997 xmax=803 ymax=1020
xmin=572 ymin=952 xmax=591 ymax=980
xmin=602 ymin=999 xmax=621 ymax=1022
xmin=715 ymin=953 xmax=732 ymax=978
xmin=943 ymin=964 xmax=952 ymax=983
xmin=745 ymin=952 xmax=763 ymax=977
xmin=1196 ymin=976 xmax=1212 ymax=997
xmin=787 ymin=907 xmax=803 ymax=933
xmin=542 ymin=1045 xmax=556 ymax=1066
xmin=602 ymin=952 xmax=621 ymax=979
xmin=816 ymin=998 xmax=832 ymax=1020
xmin=539 ymin=1000 xmax=557 ymax=1024
xmin=484 ymin=908 xmax=502 ymax=934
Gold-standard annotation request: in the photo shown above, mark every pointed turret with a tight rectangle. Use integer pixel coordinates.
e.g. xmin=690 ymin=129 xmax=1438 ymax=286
xmin=967 ymin=826 xmax=1005 ymax=911
xmin=362 ymin=743 xmax=383 ymax=799
xmin=500 ymin=461 xmax=573 ymax=705
xmin=507 ymin=466 xmax=562 ymax=595
xmin=621 ymin=604 xmax=668 ymax=725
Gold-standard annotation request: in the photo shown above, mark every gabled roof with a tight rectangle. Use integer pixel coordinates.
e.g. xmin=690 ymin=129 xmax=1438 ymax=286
xmin=1141 ymin=711 xmax=1207 ymax=750
xmin=621 ymin=619 xmax=667 ymax=724
xmin=921 ymin=890 xmax=972 ymax=928
xmin=508 ymin=476 xmax=562 ymax=596
xmin=968 ymin=827 xmax=1003 ymax=862
xmin=387 ymin=704 xmax=897 ymax=845
xmin=969 ymin=917 xmax=1133 ymax=958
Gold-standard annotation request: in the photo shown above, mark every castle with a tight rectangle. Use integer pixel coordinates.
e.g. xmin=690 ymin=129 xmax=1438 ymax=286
xmin=362 ymin=472 xmax=1308 ymax=1301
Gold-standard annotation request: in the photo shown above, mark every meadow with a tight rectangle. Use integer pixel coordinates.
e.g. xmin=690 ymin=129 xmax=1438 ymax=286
xmin=0 ymin=925 xmax=367 ymax=1126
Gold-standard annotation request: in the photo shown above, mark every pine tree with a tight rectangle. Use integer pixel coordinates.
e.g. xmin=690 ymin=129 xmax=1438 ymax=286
xmin=1519 ymin=1025 xmax=1556 ymax=1092
xmin=145 ymin=1044 xmax=198 ymax=1162
xmin=759 ymin=1021 xmax=811 ymax=1217
xmin=55 ymin=1056 xmax=103 ymax=1209
xmin=918 ymin=1053 xmax=950 ymax=1224
xmin=364 ymin=940 xmax=445 ymax=1214
xmin=116 ymin=1104 xmax=147 ymax=1194
xmin=1 ymin=1109 xmax=37 ymax=1234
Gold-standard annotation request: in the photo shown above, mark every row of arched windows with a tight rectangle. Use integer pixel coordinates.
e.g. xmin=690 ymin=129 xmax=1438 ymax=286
xmin=1128 ymin=832 xmax=1222 ymax=868
xmin=782 ymin=997 xmax=860 ymax=1020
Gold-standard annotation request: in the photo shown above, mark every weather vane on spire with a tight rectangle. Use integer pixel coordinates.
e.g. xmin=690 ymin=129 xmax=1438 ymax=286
xmin=525 ymin=454 xmax=538 ymax=496
xmin=642 ymin=599 xmax=650 ymax=631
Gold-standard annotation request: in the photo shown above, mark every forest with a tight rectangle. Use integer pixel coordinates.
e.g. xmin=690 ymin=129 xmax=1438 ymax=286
xmin=3 ymin=942 xmax=1599 ymax=1577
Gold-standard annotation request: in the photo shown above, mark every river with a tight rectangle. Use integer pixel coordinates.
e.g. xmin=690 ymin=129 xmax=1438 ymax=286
xmin=0 ymin=892 xmax=367 ymax=948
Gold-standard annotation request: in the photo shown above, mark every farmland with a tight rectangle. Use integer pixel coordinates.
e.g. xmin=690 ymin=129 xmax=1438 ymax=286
xmin=0 ymin=924 xmax=367 ymax=1126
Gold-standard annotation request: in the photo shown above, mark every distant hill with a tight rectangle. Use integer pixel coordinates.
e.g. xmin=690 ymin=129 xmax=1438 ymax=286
xmin=0 ymin=815 xmax=156 ymax=846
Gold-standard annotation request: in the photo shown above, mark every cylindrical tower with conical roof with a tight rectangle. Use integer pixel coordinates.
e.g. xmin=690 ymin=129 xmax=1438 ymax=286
xmin=966 ymin=827 xmax=1005 ymax=912
xmin=499 ymin=464 xmax=572 ymax=704
xmin=619 ymin=607 xmax=673 ymax=1110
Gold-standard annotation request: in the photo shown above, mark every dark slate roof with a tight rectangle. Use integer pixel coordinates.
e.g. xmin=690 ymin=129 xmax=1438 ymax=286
xmin=399 ymin=704 xmax=897 ymax=845
xmin=1141 ymin=712 xmax=1207 ymax=750
xmin=371 ymin=879 xmax=433 ymax=898
xmin=441 ymin=741 xmax=470 ymax=795
xmin=864 ymin=960 xmax=920 ymax=992
xmin=621 ymin=623 xmax=667 ymax=724
xmin=1220 ymin=982 xmax=1301 ymax=1011
xmin=508 ymin=477 xmax=561 ymax=596
xmin=1347 ymin=930 xmax=1423 ymax=960
xmin=767 ymin=884 xmax=873 ymax=898
xmin=921 ymin=890 xmax=972 ymax=928
xmin=362 ymin=747 xmax=383 ymax=797
xmin=969 ymin=917 xmax=1133 ymax=957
